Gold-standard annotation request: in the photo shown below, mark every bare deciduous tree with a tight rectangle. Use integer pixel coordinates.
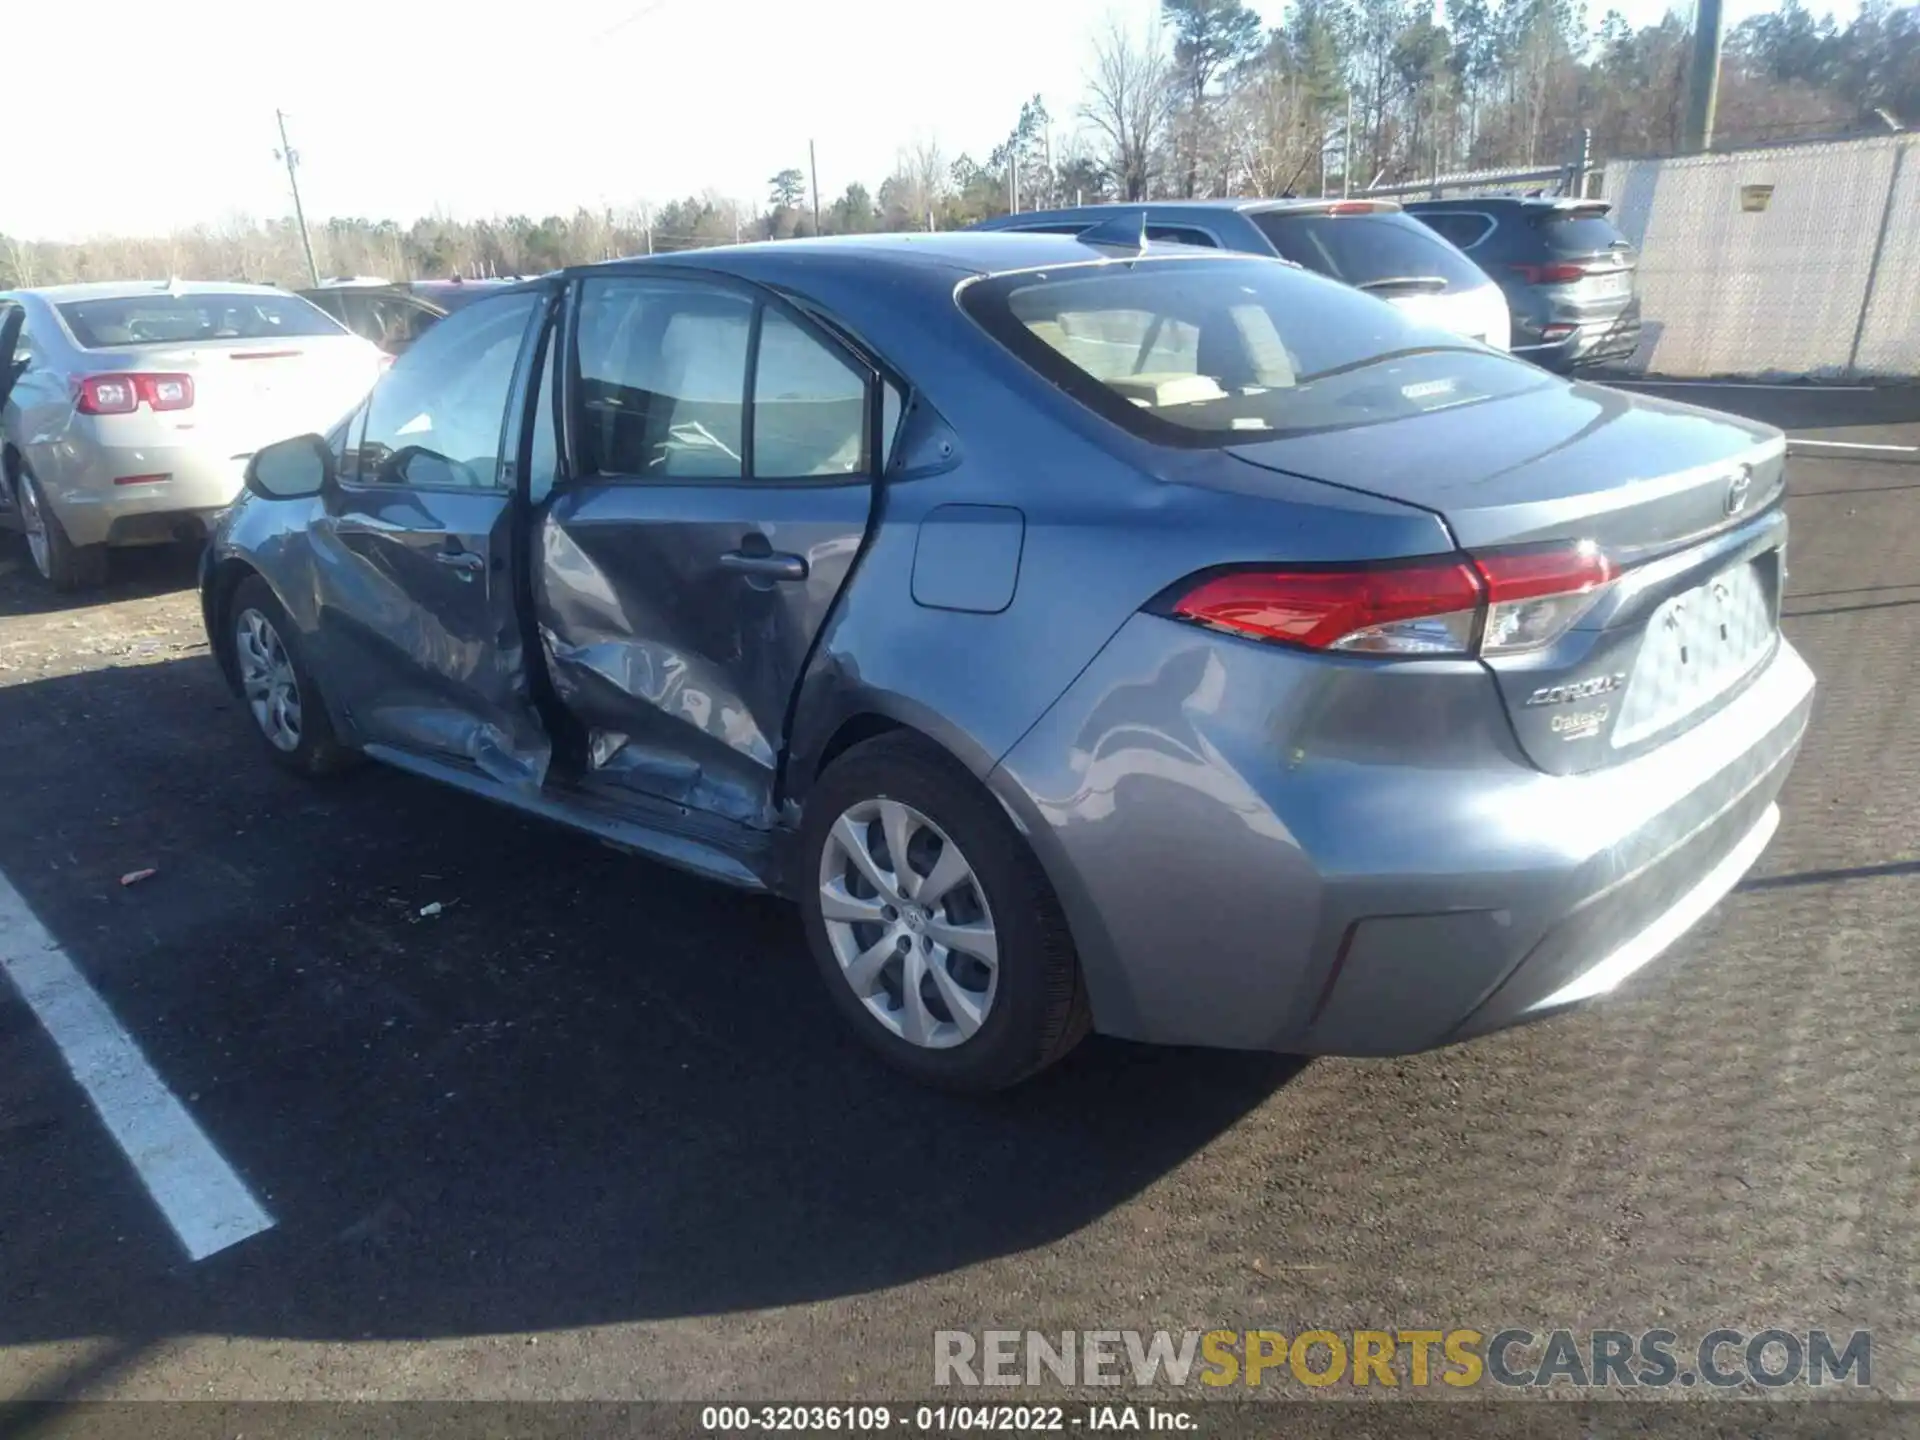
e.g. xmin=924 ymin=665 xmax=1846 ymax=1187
xmin=1082 ymin=14 xmax=1176 ymax=202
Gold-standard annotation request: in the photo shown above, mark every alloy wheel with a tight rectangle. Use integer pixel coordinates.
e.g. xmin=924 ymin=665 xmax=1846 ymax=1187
xmin=817 ymin=797 xmax=999 ymax=1049
xmin=234 ymin=608 xmax=304 ymax=753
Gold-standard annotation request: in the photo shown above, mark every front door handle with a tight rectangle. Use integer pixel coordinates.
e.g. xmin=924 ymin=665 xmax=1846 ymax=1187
xmin=719 ymin=549 xmax=809 ymax=582
xmin=435 ymin=548 xmax=487 ymax=576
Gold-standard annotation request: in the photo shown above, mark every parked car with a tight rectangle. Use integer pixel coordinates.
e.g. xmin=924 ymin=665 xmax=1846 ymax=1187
xmin=202 ymin=233 xmax=1810 ymax=1092
xmin=0 ymin=281 xmax=383 ymax=590
xmin=971 ymin=199 xmax=1511 ymax=350
xmin=300 ymin=277 xmax=517 ymax=355
xmin=1405 ymin=196 xmax=1641 ymax=372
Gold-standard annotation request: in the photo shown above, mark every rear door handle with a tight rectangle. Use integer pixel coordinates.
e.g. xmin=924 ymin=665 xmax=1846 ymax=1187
xmin=720 ymin=549 xmax=809 ymax=582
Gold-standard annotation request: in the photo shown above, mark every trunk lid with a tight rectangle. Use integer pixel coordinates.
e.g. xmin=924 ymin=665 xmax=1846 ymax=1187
xmin=1382 ymin=282 xmax=1513 ymax=350
xmin=1227 ymin=380 xmax=1783 ymax=553
xmin=1227 ymin=381 xmax=1789 ymax=773
xmin=94 ymin=335 xmax=381 ymax=454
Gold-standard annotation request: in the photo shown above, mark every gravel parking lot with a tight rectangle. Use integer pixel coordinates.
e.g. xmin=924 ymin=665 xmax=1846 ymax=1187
xmin=1 ymin=384 xmax=1915 ymax=1409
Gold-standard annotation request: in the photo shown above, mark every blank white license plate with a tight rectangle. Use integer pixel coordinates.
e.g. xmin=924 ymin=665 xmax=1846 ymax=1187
xmin=1612 ymin=561 xmax=1776 ymax=746
xmin=1583 ymin=270 xmax=1632 ymax=299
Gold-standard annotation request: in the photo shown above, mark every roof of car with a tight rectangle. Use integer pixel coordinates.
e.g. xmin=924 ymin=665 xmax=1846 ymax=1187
xmin=582 ymin=230 xmax=1261 ymax=280
xmin=977 ymin=198 xmax=1407 ymax=226
xmin=21 ymin=279 xmax=290 ymax=301
xmin=1404 ymin=195 xmax=1612 ymax=212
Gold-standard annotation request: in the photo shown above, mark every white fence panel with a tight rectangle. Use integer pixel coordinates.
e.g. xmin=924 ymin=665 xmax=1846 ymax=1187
xmin=1602 ymin=136 xmax=1916 ymax=380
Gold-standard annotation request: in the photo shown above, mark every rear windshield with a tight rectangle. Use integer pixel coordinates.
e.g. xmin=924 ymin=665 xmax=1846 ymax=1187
xmin=1531 ymin=208 xmax=1630 ymax=255
xmin=962 ymin=257 xmax=1551 ymax=448
xmin=56 ymin=293 xmax=345 ymax=349
xmin=1250 ymin=210 xmax=1489 ymax=292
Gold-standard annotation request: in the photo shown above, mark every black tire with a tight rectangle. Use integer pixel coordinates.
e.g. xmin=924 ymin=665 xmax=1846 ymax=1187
xmin=17 ymin=470 xmax=108 ymax=592
xmin=225 ymin=575 xmax=358 ymax=778
xmin=798 ymin=732 xmax=1090 ymax=1092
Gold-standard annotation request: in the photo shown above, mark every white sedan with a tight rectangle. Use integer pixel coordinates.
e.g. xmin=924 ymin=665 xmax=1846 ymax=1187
xmin=0 ymin=280 xmax=383 ymax=589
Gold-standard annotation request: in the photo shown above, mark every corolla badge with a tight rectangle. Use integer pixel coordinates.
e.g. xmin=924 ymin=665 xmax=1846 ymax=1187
xmin=1526 ymin=673 xmax=1627 ymax=707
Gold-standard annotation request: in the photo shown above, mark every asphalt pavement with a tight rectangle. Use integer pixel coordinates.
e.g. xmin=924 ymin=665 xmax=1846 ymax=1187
xmin=0 ymin=383 xmax=1916 ymax=1408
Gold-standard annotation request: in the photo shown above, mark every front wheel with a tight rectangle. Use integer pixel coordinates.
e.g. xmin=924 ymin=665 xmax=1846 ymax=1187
xmin=798 ymin=733 xmax=1088 ymax=1092
xmin=227 ymin=575 xmax=357 ymax=778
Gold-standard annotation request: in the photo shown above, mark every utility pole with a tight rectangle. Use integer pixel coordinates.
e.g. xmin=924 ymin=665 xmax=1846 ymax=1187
xmin=273 ymin=109 xmax=322 ymax=287
xmin=809 ymin=140 xmax=822 ymax=236
xmin=1682 ymin=0 xmax=1725 ymax=153
xmin=1342 ymin=91 xmax=1353 ymax=197
xmin=1009 ymin=151 xmax=1020 ymax=215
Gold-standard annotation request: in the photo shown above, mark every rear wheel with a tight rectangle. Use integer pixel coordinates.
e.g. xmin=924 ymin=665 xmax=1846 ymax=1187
xmin=16 ymin=470 xmax=108 ymax=592
xmin=227 ymin=576 xmax=356 ymax=778
xmin=799 ymin=733 xmax=1089 ymax=1092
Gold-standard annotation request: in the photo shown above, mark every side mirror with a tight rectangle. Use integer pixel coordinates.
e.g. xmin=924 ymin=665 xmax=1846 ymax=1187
xmin=245 ymin=434 xmax=333 ymax=501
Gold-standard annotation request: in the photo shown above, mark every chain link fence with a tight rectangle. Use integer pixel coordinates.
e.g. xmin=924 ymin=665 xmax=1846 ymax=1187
xmin=1601 ymin=134 xmax=1918 ymax=381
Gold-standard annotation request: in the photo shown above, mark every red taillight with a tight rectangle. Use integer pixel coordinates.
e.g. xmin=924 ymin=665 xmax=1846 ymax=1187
xmin=77 ymin=375 xmax=137 ymax=414
xmin=1511 ymin=262 xmax=1589 ymax=284
xmin=1165 ymin=543 xmax=1616 ymax=658
xmin=1325 ymin=201 xmax=1391 ymax=216
xmin=76 ymin=372 xmax=194 ymax=414
xmin=1475 ymin=542 xmax=1614 ymax=655
xmin=139 ymin=374 xmax=194 ymax=410
xmin=1171 ymin=560 xmax=1484 ymax=655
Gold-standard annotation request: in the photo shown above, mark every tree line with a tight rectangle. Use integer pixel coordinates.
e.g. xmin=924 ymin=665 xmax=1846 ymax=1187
xmin=3 ymin=0 xmax=1911 ymax=289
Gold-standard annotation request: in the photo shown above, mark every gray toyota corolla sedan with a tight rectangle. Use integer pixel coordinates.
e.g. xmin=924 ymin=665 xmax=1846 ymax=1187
xmin=201 ymin=231 xmax=1813 ymax=1092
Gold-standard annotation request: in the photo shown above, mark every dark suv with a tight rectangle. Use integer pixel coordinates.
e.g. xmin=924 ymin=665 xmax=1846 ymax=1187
xmin=299 ymin=278 xmax=517 ymax=356
xmin=1405 ymin=197 xmax=1640 ymax=373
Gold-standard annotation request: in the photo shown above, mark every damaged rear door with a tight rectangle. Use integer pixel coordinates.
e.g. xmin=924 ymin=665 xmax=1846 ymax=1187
xmin=313 ymin=286 xmax=553 ymax=787
xmin=534 ymin=268 xmax=878 ymax=825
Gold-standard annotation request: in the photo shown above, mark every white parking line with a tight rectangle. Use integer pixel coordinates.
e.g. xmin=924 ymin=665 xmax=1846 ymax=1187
xmin=1607 ymin=380 xmax=1878 ymax=391
xmin=1788 ymin=439 xmax=1920 ymax=453
xmin=0 ymin=868 xmax=273 ymax=1262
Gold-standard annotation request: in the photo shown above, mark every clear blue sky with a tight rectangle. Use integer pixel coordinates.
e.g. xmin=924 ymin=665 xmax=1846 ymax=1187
xmin=12 ymin=0 xmax=1860 ymax=240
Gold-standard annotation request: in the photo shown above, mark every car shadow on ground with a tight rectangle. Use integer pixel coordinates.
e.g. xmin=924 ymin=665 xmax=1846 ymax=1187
xmin=0 ymin=535 xmax=203 ymax=616
xmin=0 ymin=653 xmax=1306 ymax=1347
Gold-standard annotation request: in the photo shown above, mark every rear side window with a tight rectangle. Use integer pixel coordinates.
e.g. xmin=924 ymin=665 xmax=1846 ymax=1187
xmin=1413 ymin=211 xmax=1494 ymax=250
xmin=1251 ymin=211 xmax=1488 ymax=292
xmin=576 ymin=277 xmax=753 ymax=480
xmin=962 ymin=257 xmax=1550 ymax=447
xmin=1533 ymin=209 xmax=1630 ymax=255
xmin=754 ymin=308 xmax=868 ymax=478
xmin=56 ymin=292 xmax=345 ymax=348
xmin=575 ymin=277 xmax=874 ymax=482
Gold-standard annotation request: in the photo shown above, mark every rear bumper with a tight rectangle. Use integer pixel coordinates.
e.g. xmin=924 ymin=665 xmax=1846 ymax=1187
xmin=991 ymin=615 xmax=1813 ymax=1056
xmin=1511 ymin=297 xmax=1642 ymax=373
xmin=36 ymin=441 xmax=246 ymax=548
